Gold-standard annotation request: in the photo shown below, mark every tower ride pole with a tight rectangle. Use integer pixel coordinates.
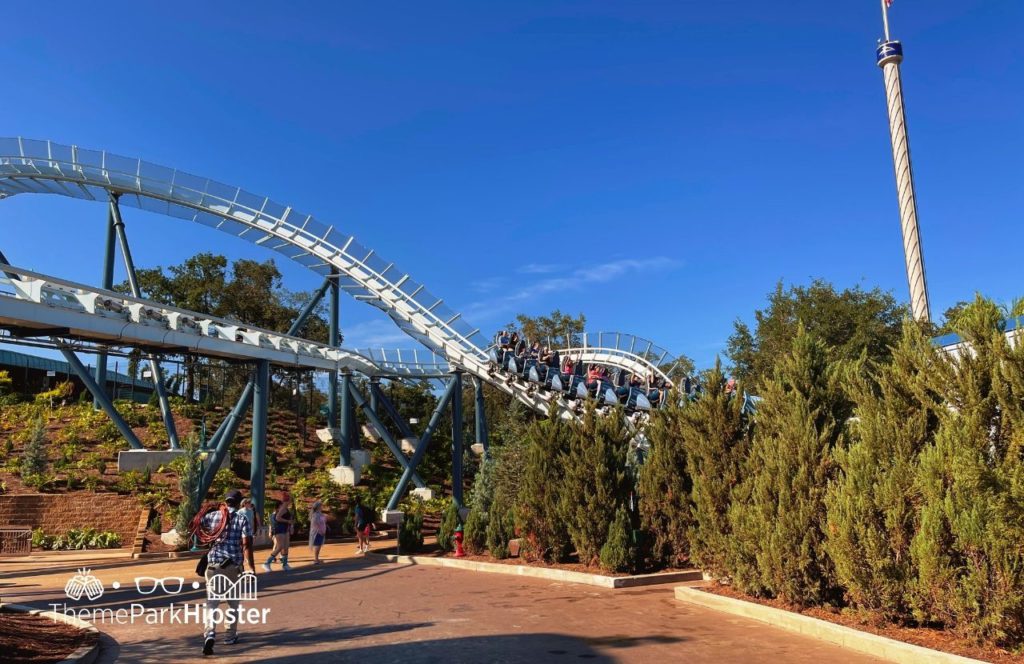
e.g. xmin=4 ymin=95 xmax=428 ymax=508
xmin=876 ymin=1 xmax=931 ymax=323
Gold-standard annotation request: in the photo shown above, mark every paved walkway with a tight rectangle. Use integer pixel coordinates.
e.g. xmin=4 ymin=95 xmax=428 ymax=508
xmin=1 ymin=543 xmax=883 ymax=663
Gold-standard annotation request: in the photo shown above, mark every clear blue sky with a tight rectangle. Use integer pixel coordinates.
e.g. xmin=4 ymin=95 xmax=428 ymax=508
xmin=2 ymin=1 xmax=1021 ymax=369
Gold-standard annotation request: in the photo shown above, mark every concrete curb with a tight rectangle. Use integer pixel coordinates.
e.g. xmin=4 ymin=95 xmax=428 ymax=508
xmin=673 ymin=586 xmax=985 ymax=664
xmin=0 ymin=601 xmax=100 ymax=664
xmin=370 ymin=552 xmax=702 ymax=588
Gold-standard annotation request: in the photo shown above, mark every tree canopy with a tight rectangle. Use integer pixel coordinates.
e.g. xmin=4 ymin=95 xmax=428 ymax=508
xmin=726 ymin=279 xmax=907 ymax=388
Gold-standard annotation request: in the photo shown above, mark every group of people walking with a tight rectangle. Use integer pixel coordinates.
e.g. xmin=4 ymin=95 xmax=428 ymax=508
xmin=191 ymin=488 xmax=375 ymax=656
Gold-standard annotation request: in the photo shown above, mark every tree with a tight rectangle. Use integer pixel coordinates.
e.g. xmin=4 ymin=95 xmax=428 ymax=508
xmin=727 ymin=280 xmax=906 ymax=388
xmin=21 ymin=418 xmax=48 ymax=480
xmin=0 ymin=369 xmax=12 ymax=395
xmin=673 ymin=360 xmax=752 ymax=578
xmin=599 ymin=505 xmax=633 ymax=573
xmin=512 ymin=310 xmax=586 ymax=348
xmin=825 ymin=322 xmax=941 ymax=619
xmin=637 ymin=391 xmax=694 ymax=569
xmin=910 ymin=296 xmax=1024 ymax=645
xmin=727 ymin=325 xmax=849 ymax=605
xmin=516 ymin=407 xmax=573 ymax=562
xmin=560 ymin=405 xmax=632 ymax=566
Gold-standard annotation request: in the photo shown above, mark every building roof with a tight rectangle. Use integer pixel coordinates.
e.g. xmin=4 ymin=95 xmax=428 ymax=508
xmin=0 ymin=348 xmax=156 ymax=390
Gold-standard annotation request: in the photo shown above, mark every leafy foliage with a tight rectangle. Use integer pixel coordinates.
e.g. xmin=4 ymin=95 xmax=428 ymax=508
xmin=727 ymin=279 xmax=906 ymax=388
xmin=516 ymin=408 xmax=572 ymax=562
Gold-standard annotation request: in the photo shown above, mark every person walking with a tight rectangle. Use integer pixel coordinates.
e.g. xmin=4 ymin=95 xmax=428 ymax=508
xmin=308 ymin=500 xmax=327 ymax=564
xmin=353 ymin=498 xmax=373 ymax=553
xmin=190 ymin=489 xmax=255 ymax=657
xmin=262 ymin=491 xmax=294 ymax=571
xmin=238 ymin=497 xmax=260 ymax=539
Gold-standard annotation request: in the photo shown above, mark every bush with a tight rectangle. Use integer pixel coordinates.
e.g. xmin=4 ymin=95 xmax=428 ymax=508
xmin=398 ymin=511 xmax=424 ymax=553
xmin=599 ymin=505 xmax=633 ymax=573
xmin=209 ymin=467 xmax=238 ymax=500
xmin=437 ymin=500 xmax=461 ymax=554
xmin=114 ymin=470 xmax=147 ymax=494
xmin=33 ymin=527 xmax=121 ymax=550
xmin=463 ymin=505 xmax=487 ymax=555
xmin=485 ymin=496 xmax=515 ymax=560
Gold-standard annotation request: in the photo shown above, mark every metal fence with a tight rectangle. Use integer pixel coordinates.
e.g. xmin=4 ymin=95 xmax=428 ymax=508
xmin=0 ymin=527 xmax=31 ymax=557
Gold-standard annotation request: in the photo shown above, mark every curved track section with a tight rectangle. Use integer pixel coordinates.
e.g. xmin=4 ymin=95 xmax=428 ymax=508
xmin=0 ymin=138 xmax=679 ymax=414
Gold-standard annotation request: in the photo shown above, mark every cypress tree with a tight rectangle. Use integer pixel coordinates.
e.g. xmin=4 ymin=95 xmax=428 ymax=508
xmin=517 ymin=407 xmax=572 ymax=562
xmin=560 ymin=404 xmax=631 ymax=566
xmin=599 ymin=505 xmax=633 ymax=573
xmin=728 ymin=325 xmax=848 ymax=605
xmin=674 ymin=360 xmax=751 ymax=577
xmin=910 ymin=298 xmax=1024 ymax=645
xmin=21 ymin=418 xmax=48 ymax=480
xmin=637 ymin=386 xmax=694 ymax=569
xmin=825 ymin=322 xmax=940 ymax=619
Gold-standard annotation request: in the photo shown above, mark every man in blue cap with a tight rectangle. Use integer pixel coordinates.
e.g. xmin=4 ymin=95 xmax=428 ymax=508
xmin=200 ymin=488 xmax=256 ymax=656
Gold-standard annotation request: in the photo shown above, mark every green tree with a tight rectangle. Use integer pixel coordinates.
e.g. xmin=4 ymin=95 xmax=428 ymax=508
xmin=513 ymin=310 xmax=586 ymax=348
xmin=560 ymin=405 xmax=631 ymax=566
xmin=673 ymin=361 xmax=752 ymax=578
xmin=825 ymin=322 xmax=941 ymax=619
xmin=516 ymin=408 xmax=573 ymax=562
xmin=910 ymin=296 xmax=1024 ymax=645
xmin=21 ymin=418 xmax=48 ymax=479
xmin=599 ymin=505 xmax=633 ymax=573
xmin=727 ymin=279 xmax=906 ymax=388
xmin=0 ymin=369 xmax=12 ymax=394
xmin=637 ymin=391 xmax=694 ymax=569
xmin=728 ymin=326 xmax=849 ymax=605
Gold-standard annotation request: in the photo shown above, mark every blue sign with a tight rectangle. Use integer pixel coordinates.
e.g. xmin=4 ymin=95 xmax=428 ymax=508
xmin=876 ymin=40 xmax=903 ymax=65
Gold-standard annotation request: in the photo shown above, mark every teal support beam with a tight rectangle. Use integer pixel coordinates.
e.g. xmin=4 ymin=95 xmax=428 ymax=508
xmin=451 ymin=370 xmax=464 ymax=507
xmin=474 ymin=376 xmax=489 ymax=460
xmin=197 ymin=380 xmax=254 ymax=502
xmin=369 ymin=377 xmax=379 ymax=418
xmin=327 ymin=268 xmax=340 ymax=430
xmin=347 ymin=381 xmax=426 ymax=489
xmin=348 ymin=376 xmax=359 ymax=450
xmin=372 ymin=381 xmax=416 ymax=440
xmin=339 ymin=371 xmax=352 ymax=466
xmin=250 ymin=360 xmax=270 ymax=517
xmin=60 ymin=349 xmax=143 ymax=450
xmin=109 ymin=193 xmax=180 ymax=450
xmin=95 ymin=201 xmax=117 ymax=409
xmin=386 ymin=377 xmax=459 ymax=511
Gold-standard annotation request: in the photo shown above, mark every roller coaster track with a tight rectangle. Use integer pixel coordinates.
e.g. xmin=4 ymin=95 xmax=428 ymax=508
xmin=0 ymin=137 xmax=684 ymax=415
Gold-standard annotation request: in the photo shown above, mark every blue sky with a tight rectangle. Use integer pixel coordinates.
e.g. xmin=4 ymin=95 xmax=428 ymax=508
xmin=1 ymin=1 xmax=1021 ymax=369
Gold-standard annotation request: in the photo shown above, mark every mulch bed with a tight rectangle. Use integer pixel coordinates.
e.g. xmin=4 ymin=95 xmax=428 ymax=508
xmin=702 ymin=583 xmax=1023 ymax=663
xmin=0 ymin=608 xmax=97 ymax=664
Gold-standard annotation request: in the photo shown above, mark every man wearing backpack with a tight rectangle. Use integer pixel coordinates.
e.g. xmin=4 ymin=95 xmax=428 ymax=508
xmin=198 ymin=489 xmax=256 ymax=656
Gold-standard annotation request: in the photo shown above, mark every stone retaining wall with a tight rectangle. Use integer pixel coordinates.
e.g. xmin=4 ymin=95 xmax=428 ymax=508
xmin=0 ymin=493 xmax=143 ymax=548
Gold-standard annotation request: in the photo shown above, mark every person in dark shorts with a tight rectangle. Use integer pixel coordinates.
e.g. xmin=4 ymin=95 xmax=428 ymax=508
xmin=354 ymin=498 xmax=374 ymax=553
xmin=262 ymin=491 xmax=293 ymax=571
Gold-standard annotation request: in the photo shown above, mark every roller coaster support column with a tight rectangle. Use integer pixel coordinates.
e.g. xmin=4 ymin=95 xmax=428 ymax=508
xmin=327 ymin=268 xmax=340 ymax=430
xmin=372 ymin=380 xmax=416 ymax=441
xmin=473 ymin=376 xmax=489 ymax=460
xmin=876 ymin=1 xmax=931 ymax=323
xmin=369 ymin=377 xmax=379 ymax=418
xmin=385 ymin=377 xmax=459 ymax=511
xmin=347 ymin=381 xmax=426 ymax=489
xmin=94 ymin=201 xmax=117 ymax=409
xmin=197 ymin=377 xmax=254 ymax=503
xmin=109 ymin=193 xmax=180 ymax=449
xmin=250 ymin=360 xmax=270 ymax=517
xmin=203 ymin=276 xmax=331 ymax=455
xmin=451 ymin=370 xmax=464 ymax=508
xmin=339 ymin=371 xmax=352 ymax=466
xmin=60 ymin=348 xmax=143 ymax=450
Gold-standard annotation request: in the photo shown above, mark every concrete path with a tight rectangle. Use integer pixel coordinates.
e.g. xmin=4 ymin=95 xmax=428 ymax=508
xmin=1 ymin=543 xmax=883 ymax=663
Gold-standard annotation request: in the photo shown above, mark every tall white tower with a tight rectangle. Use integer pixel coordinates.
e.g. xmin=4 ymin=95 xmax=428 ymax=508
xmin=877 ymin=1 xmax=931 ymax=323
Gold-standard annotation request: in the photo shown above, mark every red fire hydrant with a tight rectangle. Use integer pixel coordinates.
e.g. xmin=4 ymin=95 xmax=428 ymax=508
xmin=454 ymin=524 xmax=466 ymax=558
